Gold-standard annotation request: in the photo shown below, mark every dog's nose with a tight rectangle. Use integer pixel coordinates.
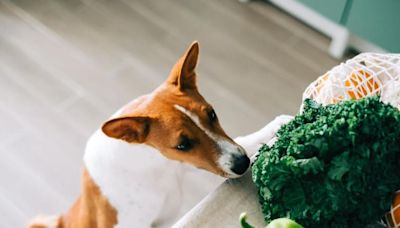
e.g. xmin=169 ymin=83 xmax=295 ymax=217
xmin=231 ymin=155 xmax=250 ymax=175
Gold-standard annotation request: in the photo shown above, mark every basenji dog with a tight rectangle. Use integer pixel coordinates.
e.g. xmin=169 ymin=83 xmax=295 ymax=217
xmin=29 ymin=41 xmax=292 ymax=228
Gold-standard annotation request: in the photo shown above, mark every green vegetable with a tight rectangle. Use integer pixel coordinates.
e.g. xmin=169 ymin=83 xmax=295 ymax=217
xmin=239 ymin=213 xmax=303 ymax=228
xmin=252 ymin=96 xmax=400 ymax=228
xmin=240 ymin=213 xmax=255 ymax=228
xmin=266 ymin=218 xmax=303 ymax=228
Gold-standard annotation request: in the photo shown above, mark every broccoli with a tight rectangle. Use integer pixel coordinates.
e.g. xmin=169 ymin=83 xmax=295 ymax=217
xmin=252 ymin=96 xmax=400 ymax=228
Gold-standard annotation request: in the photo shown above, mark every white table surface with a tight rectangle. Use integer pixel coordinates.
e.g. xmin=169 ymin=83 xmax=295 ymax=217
xmin=172 ymin=171 xmax=266 ymax=228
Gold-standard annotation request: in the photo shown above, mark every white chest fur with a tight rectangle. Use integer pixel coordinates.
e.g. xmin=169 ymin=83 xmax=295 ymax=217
xmin=84 ymin=130 xmax=223 ymax=228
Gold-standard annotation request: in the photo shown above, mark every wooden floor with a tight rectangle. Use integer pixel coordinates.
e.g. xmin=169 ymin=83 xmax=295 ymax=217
xmin=0 ymin=0 xmax=342 ymax=226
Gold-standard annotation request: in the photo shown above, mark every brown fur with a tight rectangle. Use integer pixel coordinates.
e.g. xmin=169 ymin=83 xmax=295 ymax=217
xmin=29 ymin=168 xmax=117 ymax=228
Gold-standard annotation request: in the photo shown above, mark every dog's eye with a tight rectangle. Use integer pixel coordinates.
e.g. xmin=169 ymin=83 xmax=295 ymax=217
xmin=176 ymin=136 xmax=193 ymax=151
xmin=208 ymin=109 xmax=217 ymax=122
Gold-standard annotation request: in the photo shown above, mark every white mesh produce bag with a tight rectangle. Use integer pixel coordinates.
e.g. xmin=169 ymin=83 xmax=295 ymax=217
xmin=302 ymin=53 xmax=400 ymax=228
xmin=302 ymin=53 xmax=400 ymax=109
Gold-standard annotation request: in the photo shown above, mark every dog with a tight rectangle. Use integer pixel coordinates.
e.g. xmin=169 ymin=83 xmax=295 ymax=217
xmin=29 ymin=41 xmax=292 ymax=228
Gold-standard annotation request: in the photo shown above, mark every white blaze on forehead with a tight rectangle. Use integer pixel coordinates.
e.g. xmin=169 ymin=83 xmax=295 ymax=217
xmin=174 ymin=105 xmax=220 ymax=142
xmin=174 ymin=105 xmax=244 ymax=177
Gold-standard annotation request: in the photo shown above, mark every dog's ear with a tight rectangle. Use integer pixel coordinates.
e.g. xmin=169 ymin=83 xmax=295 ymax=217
xmin=168 ymin=41 xmax=199 ymax=91
xmin=102 ymin=116 xmax=151 ymax=143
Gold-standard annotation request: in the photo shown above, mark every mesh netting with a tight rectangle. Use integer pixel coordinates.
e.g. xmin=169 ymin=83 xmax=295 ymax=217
xmin=301 ymin=53 xmax=400 ymax=228
xmin=385 ymin=191 xmax=400 ymax=228
xmin=303 ymin=53 xmax=400 ymax=109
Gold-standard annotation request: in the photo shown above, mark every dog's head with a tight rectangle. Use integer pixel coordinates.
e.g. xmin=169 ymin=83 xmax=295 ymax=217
xmin=102 ymin=41 xmax=249 ymax=178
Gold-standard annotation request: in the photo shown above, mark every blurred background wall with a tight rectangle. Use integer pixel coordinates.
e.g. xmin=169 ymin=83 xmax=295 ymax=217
xmin=1 ymin=0 xmax=396 ymax=227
